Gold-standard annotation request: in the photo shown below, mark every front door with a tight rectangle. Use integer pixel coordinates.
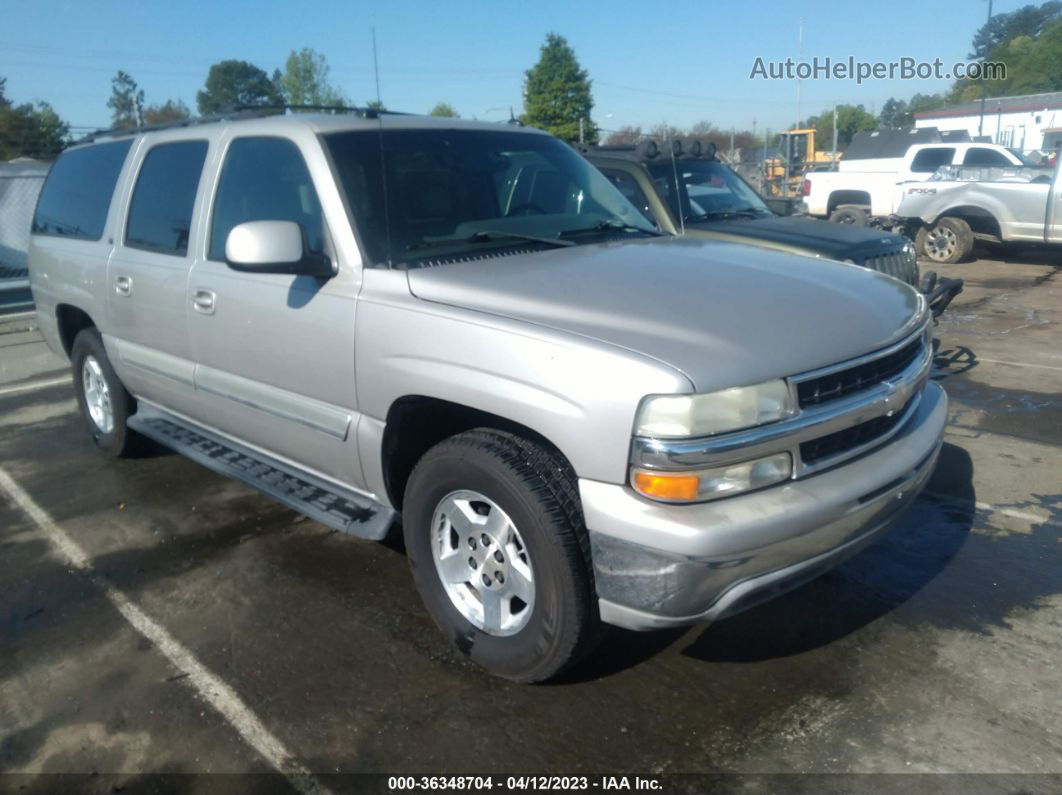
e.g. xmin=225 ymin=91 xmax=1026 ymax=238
xmin=185 ymin=134 xmax=364 ymax=489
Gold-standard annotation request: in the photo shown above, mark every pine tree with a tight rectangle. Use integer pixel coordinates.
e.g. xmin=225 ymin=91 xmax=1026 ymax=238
xmin=520 ymin=33 xmax=597 ymax=144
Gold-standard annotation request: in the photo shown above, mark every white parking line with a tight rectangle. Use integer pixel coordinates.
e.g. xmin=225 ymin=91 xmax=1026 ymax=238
xmin=0 ymin=466 xmax=330 ymax=795
xmin=0 ymin=376 xmax=72 ymax=397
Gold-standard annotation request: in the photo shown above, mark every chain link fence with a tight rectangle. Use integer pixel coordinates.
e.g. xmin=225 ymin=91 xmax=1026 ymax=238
xmin=1 ymin=161 xmax=49 ymax=280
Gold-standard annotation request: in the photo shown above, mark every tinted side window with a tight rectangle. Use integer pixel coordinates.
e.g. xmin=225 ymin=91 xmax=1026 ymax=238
xmin=32 ymin=140 xmax=132 ymax=240
xmin=209 ymin=137 xmax=324 ymax=261
xmin=962 ymin=148 xmax=1011 ymax=167
xmin=125 ymin=140 xmax=208 ymax=256
xmin=599 ymin=168 xmax=654 ymax=223
xmin=910 ymin=148 xmax=955 ymax=173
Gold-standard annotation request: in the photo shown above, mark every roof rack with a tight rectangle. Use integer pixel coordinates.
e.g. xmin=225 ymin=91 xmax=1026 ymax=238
xmin=578 ymin=138 xmax=718 ymax=162
xmin=78 ymin=103 xmax=409 ymax=144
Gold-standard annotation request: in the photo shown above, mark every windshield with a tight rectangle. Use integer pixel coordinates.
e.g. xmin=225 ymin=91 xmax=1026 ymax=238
xmin=324 ymin=128 xmax=657 ymax=267
xmin=647 ymin=159 xmax=771 ymax=223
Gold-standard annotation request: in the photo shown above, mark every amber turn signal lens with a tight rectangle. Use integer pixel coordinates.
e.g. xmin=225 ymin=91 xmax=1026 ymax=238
xmin=632 ymin=472 xmax=700 ymax=502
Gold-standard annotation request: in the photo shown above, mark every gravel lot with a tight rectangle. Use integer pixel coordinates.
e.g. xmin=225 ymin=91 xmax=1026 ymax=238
xmin=1 ymin=252 xmax=1060 ymax=793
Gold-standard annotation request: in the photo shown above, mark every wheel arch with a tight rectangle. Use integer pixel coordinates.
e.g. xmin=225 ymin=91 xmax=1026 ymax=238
xmin=929 ymin=206 xmax=1001 ymax=241
xmin=380 ymin=395 xmax=577 ymax=513
xmin=826 ymin=190 xmax=872 ymax=214
xmin=56 ymin=304 xmax=98 ymax=357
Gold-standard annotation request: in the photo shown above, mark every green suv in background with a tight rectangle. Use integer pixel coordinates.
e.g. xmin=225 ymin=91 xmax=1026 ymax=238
xmin=581 ymin=140 xmax=962 ymax=316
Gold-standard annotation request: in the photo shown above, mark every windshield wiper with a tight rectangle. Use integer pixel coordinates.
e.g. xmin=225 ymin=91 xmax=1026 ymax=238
xmin=687 ymin=208 xmax=763 ymax=222
xmin=560 ymin=220 xmax=663 ymax=238
xmin=406 ymin=230 xmax=574 ymax=252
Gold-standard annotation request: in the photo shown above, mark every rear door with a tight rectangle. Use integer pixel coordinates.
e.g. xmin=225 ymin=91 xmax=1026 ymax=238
xmin=185 ymin=132 xmax=364 ymax=489
xmin=106 ymin=136 xmax=209 ymax=417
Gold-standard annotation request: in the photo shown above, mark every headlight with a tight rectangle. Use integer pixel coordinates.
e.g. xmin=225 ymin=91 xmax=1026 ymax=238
xmin=634 ymin=380 xmax=794 ymax=438
xmin=632 ymin=452 xmax=793 ymax=503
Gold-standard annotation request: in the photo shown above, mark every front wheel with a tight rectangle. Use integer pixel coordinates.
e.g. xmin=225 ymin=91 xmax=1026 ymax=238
xmin=916 ymin=217 xmax=974 ymax=264
xmin=402 ymin=429 xmax=599 ymax=682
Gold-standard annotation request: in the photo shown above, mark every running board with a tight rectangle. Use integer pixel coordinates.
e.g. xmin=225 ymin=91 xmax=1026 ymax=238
xmin=128 ymin=408 xmax=395 ymax=540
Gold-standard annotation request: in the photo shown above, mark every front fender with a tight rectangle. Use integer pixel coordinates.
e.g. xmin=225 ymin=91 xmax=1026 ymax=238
xmin=354 ymin=270 xmax=692 ymax=487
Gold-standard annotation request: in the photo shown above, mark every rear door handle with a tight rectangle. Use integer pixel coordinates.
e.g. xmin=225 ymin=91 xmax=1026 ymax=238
xmin=115 ymin=275 xmax=132 ymax=296
xmin=192 ymin=288 xmax=216 ymax=315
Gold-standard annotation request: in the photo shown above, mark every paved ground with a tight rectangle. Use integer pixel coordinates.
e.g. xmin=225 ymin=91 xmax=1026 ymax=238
xmin=1 ymin=252 xmax=1060 ymax=793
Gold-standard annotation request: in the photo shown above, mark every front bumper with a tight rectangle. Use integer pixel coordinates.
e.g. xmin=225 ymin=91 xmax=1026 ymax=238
xmin=581 ymin=381 xmax=948 ymax=631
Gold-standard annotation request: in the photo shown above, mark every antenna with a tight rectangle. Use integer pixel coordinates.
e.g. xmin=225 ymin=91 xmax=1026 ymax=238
xmin=795 ymin=16 xmax=803 ymax=129
xmin=372 ymin=26 xmax=382 ymax=105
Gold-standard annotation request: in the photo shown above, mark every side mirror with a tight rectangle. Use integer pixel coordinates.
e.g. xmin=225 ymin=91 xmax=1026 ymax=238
xmin=224 ymin=221 xmax=335 ymax=278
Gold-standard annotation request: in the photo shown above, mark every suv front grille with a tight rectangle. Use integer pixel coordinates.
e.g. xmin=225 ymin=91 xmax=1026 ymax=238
xmin=862 ymin=247 xmax=918 ymax=286
xmin=797 ymin=336 xmax=923 ymax=409
xmin=799 ymin=397 xmax=914 ymax=464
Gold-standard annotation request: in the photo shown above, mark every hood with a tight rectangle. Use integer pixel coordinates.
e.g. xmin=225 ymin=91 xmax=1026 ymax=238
xmin=406 ymin=237 xmax=925 ymax=392
xmin=690 ymin=214 xmax=906 ymax=261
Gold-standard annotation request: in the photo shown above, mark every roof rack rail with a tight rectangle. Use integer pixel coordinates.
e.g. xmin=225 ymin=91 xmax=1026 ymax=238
xmin=78 ymin=103 xmax=410 ymax=143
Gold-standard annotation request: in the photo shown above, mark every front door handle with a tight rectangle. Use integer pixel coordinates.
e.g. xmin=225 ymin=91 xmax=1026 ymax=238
xmin=115 ymin=275 xmax=132 ymax=296
xmin=192 ymin=288 xmax=216 ymax=315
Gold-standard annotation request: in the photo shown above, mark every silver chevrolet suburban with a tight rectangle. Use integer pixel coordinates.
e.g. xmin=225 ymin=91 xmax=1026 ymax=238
xmin=29 ymin=110 xmax=947 ymax=681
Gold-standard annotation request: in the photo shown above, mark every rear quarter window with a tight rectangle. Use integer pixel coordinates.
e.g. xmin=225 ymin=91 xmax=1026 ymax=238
xmin=32 ymin=140 xmax=133 ymax=240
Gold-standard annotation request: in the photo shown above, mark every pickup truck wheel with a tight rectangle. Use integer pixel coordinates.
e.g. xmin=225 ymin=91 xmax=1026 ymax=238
xmin=403 ymin=429 xmax=598 ymax=682
xmin=916 ymin=217 xmax=973 ymax=264
xmin=828 ymin=206 xmax=869 ymax=225
xmin=71 ymin=328 xmax=143 ymax=457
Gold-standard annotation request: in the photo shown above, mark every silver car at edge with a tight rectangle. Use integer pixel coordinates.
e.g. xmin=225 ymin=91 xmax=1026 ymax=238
xmin=29 ymin=110 xmax=947 ymax=681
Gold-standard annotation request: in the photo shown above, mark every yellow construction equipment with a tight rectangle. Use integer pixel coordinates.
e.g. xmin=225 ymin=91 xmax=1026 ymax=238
xmin=764 ymin=128 xmax=837 ymax=197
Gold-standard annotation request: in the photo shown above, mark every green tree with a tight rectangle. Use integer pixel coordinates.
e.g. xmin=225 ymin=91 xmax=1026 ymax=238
xmin=520 ymin=33 xmax=597 ymax=144
xmin=365 ymin=99 xmax=387 ymax=112
xmin=878 ymin=97 xmax=909 ymax=128
xmin=807 ymin=105 xmax=877 ymax=151
xmin=107 ymin=70 xmax=144 ymax=128
xmin=429 ymin=102 xmax=459 ymax=117
xmin=0 ymin=99 xmax=69 ymax=160
xmin=143 ymin=99 xmax=192 ymax=125
xmin=281 ymin=48 xmax=346 ymax=108
xmin=970 ymin=1 xmax=1061 ymax=58
xmin=197 ymin=60 xmax=282 ymax=114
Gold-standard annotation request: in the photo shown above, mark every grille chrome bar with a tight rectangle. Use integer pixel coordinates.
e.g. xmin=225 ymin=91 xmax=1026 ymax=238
xmin=630 ymin=324 xmax=932 ymax=477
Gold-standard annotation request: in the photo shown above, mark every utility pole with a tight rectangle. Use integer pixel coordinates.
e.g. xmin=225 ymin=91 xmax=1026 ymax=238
xmin=978 ymin=0 xmax=993 ymax=137
xmin=579 ymin=117 xmax=585 ymax=144
xmin=795 ymin=16 xmax=804 ymax=130
xmin=832 ymin=104 xmax=839 ymax=164
xmin=372 ymin=26 xmax=382 ymax=105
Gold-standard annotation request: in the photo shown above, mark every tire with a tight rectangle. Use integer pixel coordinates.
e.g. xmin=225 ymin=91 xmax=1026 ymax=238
xmin=70 ymin=328 xmax=143 ymax=457
xmin=915 ymin=217 xmax=973 ymax=265
xmin=402 ymin=428 xmax=599 ymax=682
xmin=828 ymin=205 xmax=869 ymax=225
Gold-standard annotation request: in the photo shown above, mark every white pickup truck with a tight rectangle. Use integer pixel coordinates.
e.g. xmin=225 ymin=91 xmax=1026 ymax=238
xmin=802 ymin=142 xmax=1039 ymax=225
xmin=894 ymin=161 xmax=1062 ymax=263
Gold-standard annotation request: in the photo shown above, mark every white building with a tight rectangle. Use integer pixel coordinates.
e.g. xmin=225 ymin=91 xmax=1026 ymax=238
xmin=914 ymin=91 xmax=1062 ymax=154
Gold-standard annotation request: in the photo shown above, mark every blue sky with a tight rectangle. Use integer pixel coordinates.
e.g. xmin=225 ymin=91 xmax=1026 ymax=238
xmin=2 ymin=0 xmax=1013 ymax=136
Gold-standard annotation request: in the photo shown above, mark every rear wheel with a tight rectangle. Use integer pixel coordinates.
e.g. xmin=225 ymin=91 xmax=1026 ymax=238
xmin=916 ymin=217 xmax=973 ymax=264
xmin=828 ymin=205 xmax=869 ymax=225
xmin=402 ymin=429 xmax=599 ymax=682
xmin=71 ymin=328 xmax=143 ymax=457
